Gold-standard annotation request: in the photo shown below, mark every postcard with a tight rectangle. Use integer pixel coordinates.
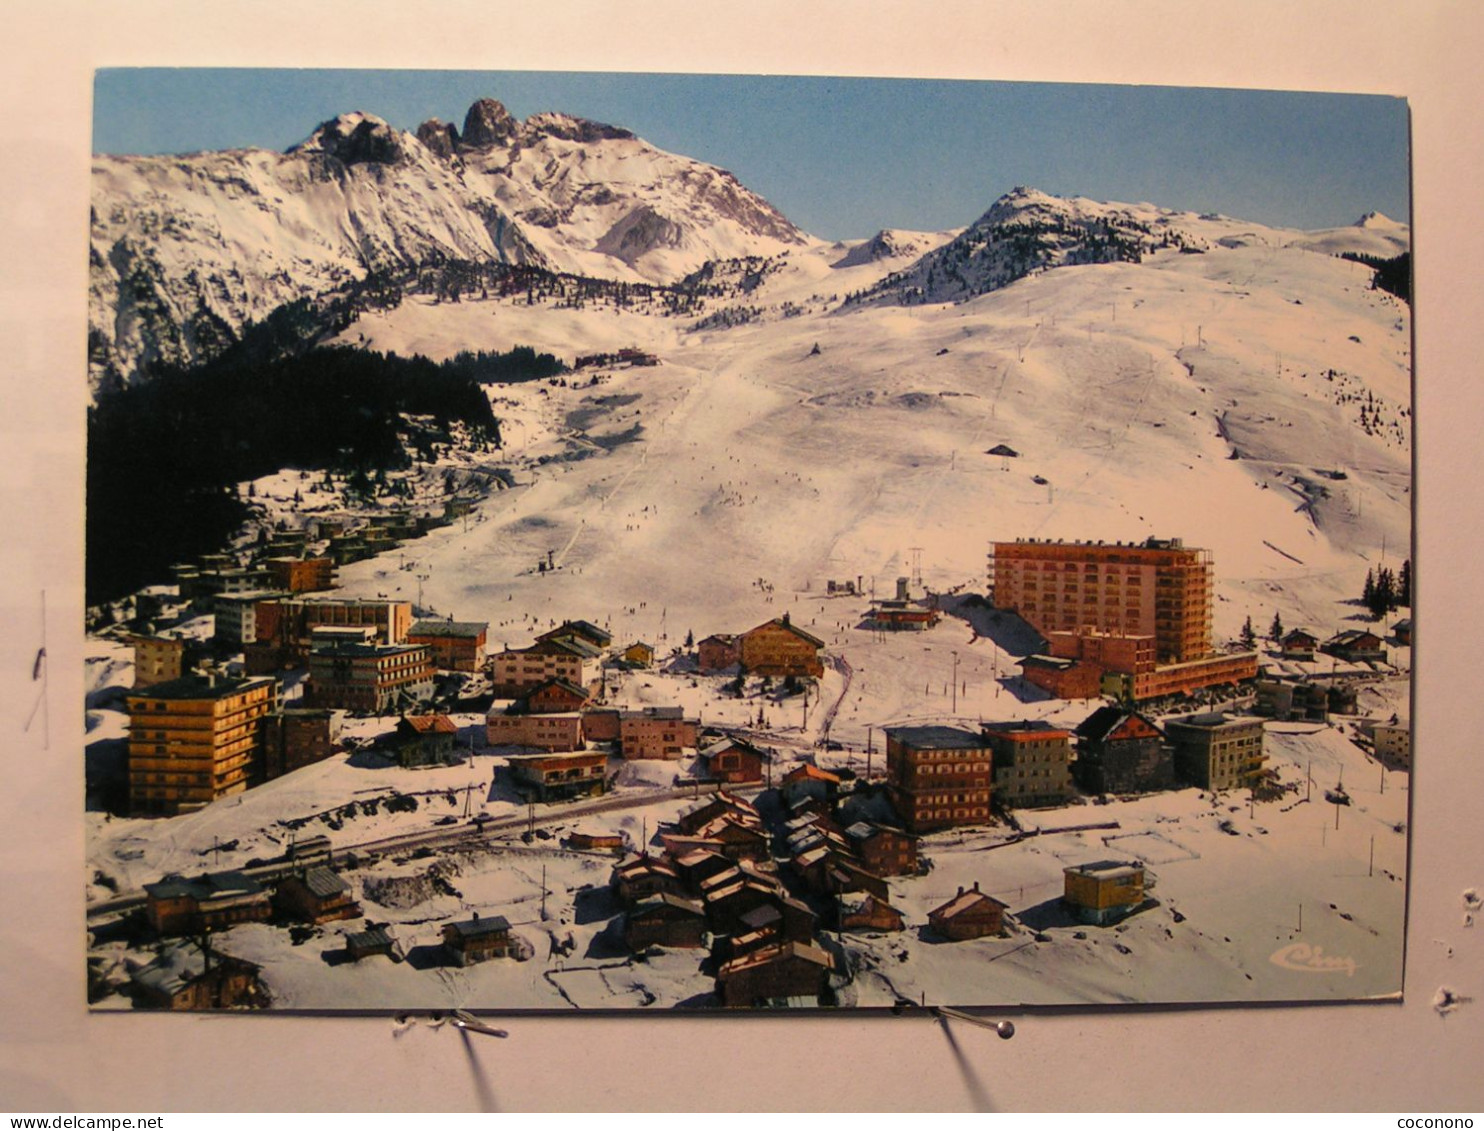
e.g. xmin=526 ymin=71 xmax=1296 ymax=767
xmin=84 ymin=69 xmax=1411 ymax=1012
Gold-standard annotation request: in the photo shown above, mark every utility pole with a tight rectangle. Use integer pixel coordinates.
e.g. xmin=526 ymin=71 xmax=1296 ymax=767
xmin=951 ymin=651 xmax=960 ymax=713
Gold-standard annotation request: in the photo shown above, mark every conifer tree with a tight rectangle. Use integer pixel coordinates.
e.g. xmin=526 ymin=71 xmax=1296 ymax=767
xmin=1270 ymin=611 xmax=1284 ymax=643
xmin=1240 ymin=616 xmax=1256 ymax=649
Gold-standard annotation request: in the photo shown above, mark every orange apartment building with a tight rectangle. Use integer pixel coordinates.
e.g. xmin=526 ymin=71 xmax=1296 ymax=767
xmin=407 ymin=619 xmax=489 ymax=672
xmin=127 ymin=674 xmax=280 ymax=816
xmin=991 ymin=537 xmax=1256 ymax=700
xmin=883 ymin=725 xmax=995 ymax=832
xmin=263 ymin=556 xmax=336 ymax=593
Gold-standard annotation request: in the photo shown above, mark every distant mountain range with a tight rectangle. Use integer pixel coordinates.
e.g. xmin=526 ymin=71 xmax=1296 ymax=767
xmin=88 ymin=97 xmax=1408 ymax=392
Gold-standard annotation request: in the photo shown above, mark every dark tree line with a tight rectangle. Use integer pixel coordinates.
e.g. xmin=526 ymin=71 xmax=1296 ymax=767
xmin=87 ymin=345 xmax=502 ymax=604
xmin=1341 ymin=251 xmax=1411 ymax=304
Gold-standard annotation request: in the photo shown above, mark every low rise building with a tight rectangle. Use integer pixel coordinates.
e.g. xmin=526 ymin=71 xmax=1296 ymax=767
xmin=441 ymin=915 xmax=525 ymax=965
xmin=143 ymin=871 xmax=272 ymax=936
xmin=844 ymin=822 xmax=918 ymax=877
xmin=407 ymin=619 xmax=489 ymax=672
xmin=505 ymin=749 xmax=609 ymax=802
xmin=304 ymin=643 xmax=435 ymax=713
xmin=697 ymin=633 xmax=741 ymax=674
xmin=1322 ymin=629 xmax=1388 ymax=664
xmin=518 ymin=677 xmax=590 ymax=715
xmin=392 ymin=714 xmax=462 ymax=768
xmin=1164 ymin=711 xmax=1266 ymax=790
xmin=837 ymin=892 xmax=906 ymax=933
xmin=982 ymin=720 xmax=1074 ymax=809
xmin=273 ymin=867 xmax=362 ymax=924
xmin=698 ymin=735 xmax=771 ymax=784
xmin=1063 ymin=860 xmax=1148 ymax=926
xmin=715 ymin=940 xmax=835 ymax=1007
xmin=624 ymin=893 xmax=708 ymax=950
xmin=618 ymin=707 xmax=699 ymax=760
xmin=1072 ymin=707 xmax=1173 ymax=795
xmin=485 ymin=711 xmax=584 ymax=752
xmin=883 ymin=725 xmax=994 ymax=833
xmin=131 ymin=943 xmax=264 ymax=1011
xmin=1371 ymin=720 xmax=1411 ymax=769
xmin=927 ymin=883 xmax=1008 ymax=941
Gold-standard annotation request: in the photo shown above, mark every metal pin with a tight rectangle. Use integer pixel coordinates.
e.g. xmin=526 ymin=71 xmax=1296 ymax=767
xmin=451 ymin=1009 xmax=509 ymax=1038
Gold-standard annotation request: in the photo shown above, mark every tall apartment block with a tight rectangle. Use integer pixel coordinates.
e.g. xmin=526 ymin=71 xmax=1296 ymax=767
xmin=989 ymin=537 xmax=1256 ymax=701
xmin=127 ymin=674 xmax=280 ymax=816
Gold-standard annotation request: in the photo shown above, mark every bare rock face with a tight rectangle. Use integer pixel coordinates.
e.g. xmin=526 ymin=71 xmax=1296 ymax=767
xmin=416 ymin=118 xmax=459 ymax=160
xmin=311 ymin=114 xmax=406 ymax=166
xmin=461 ymin=98 xmax=519 ymax=150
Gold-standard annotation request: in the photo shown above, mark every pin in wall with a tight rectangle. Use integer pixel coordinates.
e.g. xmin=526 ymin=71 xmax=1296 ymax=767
xmin=891 ymin=998 xmax=1015 ymax=1039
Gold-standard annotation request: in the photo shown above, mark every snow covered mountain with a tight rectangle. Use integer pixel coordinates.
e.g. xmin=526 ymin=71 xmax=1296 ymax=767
xmin=88 ymin=98 xmax=809 ymax=390
xmin=848 ymin=186 xmax=1408 ymax=307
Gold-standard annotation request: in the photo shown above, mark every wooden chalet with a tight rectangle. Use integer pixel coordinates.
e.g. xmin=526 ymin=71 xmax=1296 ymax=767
xmin=669 ymin=815 xmax=769 ymax=862
xmin=843 ymin=822 xmax=919 ymax=877
xmin=697 ymin=633 xmax=741 ymax=674
xmin=273 ymin=866 xmax=361 ymax=924
xmin=518 ymin=677 xmax=591 ymax=715
xmin=1392 ymin=618 xmax=1412 ymax=646
xmin=344 ymin=927 xmax=397 ymax=962
xmin=565 ymin=830 xmax=627 ymax=853
xmin=131 ymin=942 xmax=265 ymax=1011
xmin=675 ymin=791 xmax=761 ymax=836
xmin=1321 ymin=629 xmax=1387 ymax=664
xmin=1072 ymin=706 xmax=1174 ymax=795
xmin=624 ymin=893 xmax=708 ymax=950
xmin=778 ymin=763 xmax=841 ymax=807
xmin=715 ymin=940 xmax=835 ymax=1008
xmin=611 ymin=855 xmax=685 ymax=907
xmin=1279 ymin=628 xmax=1320 ymax=661
xmin=144 ymin=871 xmax=272 ymax=937
xmin=536 ymin=619 xmax=613 ymax=651
xmin=442 ymin=914 xmax=525 ymax=965
xmin=928 ymin=883 xmax=1008 ymax=941
xmin=705 ymin=877 xmax=789 ymax=935
xmin=393 ymin=714 xmax=461 ymax=768
xmin=698 ymin=735 xmax=771 ymax=785
xmin=837 ymin=892 xmax=906 ymax=933
xmin=739 ymin=615 xmax=825 ymax=678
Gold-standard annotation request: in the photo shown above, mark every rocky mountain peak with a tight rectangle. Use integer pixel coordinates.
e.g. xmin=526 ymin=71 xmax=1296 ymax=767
xmin=461 ymin=98 xmax=519 ymax=150
xmin=298 ymin=112 xmax=406 ymax=166
xmin=416 ymin=117 xmax=459 ymax=160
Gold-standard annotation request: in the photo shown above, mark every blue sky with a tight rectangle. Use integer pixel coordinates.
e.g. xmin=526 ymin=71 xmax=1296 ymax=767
xmin=93 ymin=69 xmax=1410 ymax=240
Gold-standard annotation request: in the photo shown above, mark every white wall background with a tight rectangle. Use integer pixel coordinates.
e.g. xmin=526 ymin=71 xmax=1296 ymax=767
xmin=2 ymin=0 xmax=1480 ymax=1112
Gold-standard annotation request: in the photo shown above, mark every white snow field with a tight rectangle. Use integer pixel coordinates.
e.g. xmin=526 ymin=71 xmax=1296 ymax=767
xmin=86 ymin=190 xmax=1411 ymax=1010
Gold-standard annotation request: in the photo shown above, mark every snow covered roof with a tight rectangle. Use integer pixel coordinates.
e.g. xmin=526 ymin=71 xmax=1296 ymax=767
xmin=883 ymin=725 xmax=984 ymax=749
xmin=296 ymin=866 xmax=350 ymax=899
xmin=409 ymin=619 xmax=489 ymax=637
xmin=445 ymin=914 xmax=511 ymax=939
xmin=930 ymin=885 xmax=1007 ymax=920
xmin=398 ymin=714 xmax=457 ymax=735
